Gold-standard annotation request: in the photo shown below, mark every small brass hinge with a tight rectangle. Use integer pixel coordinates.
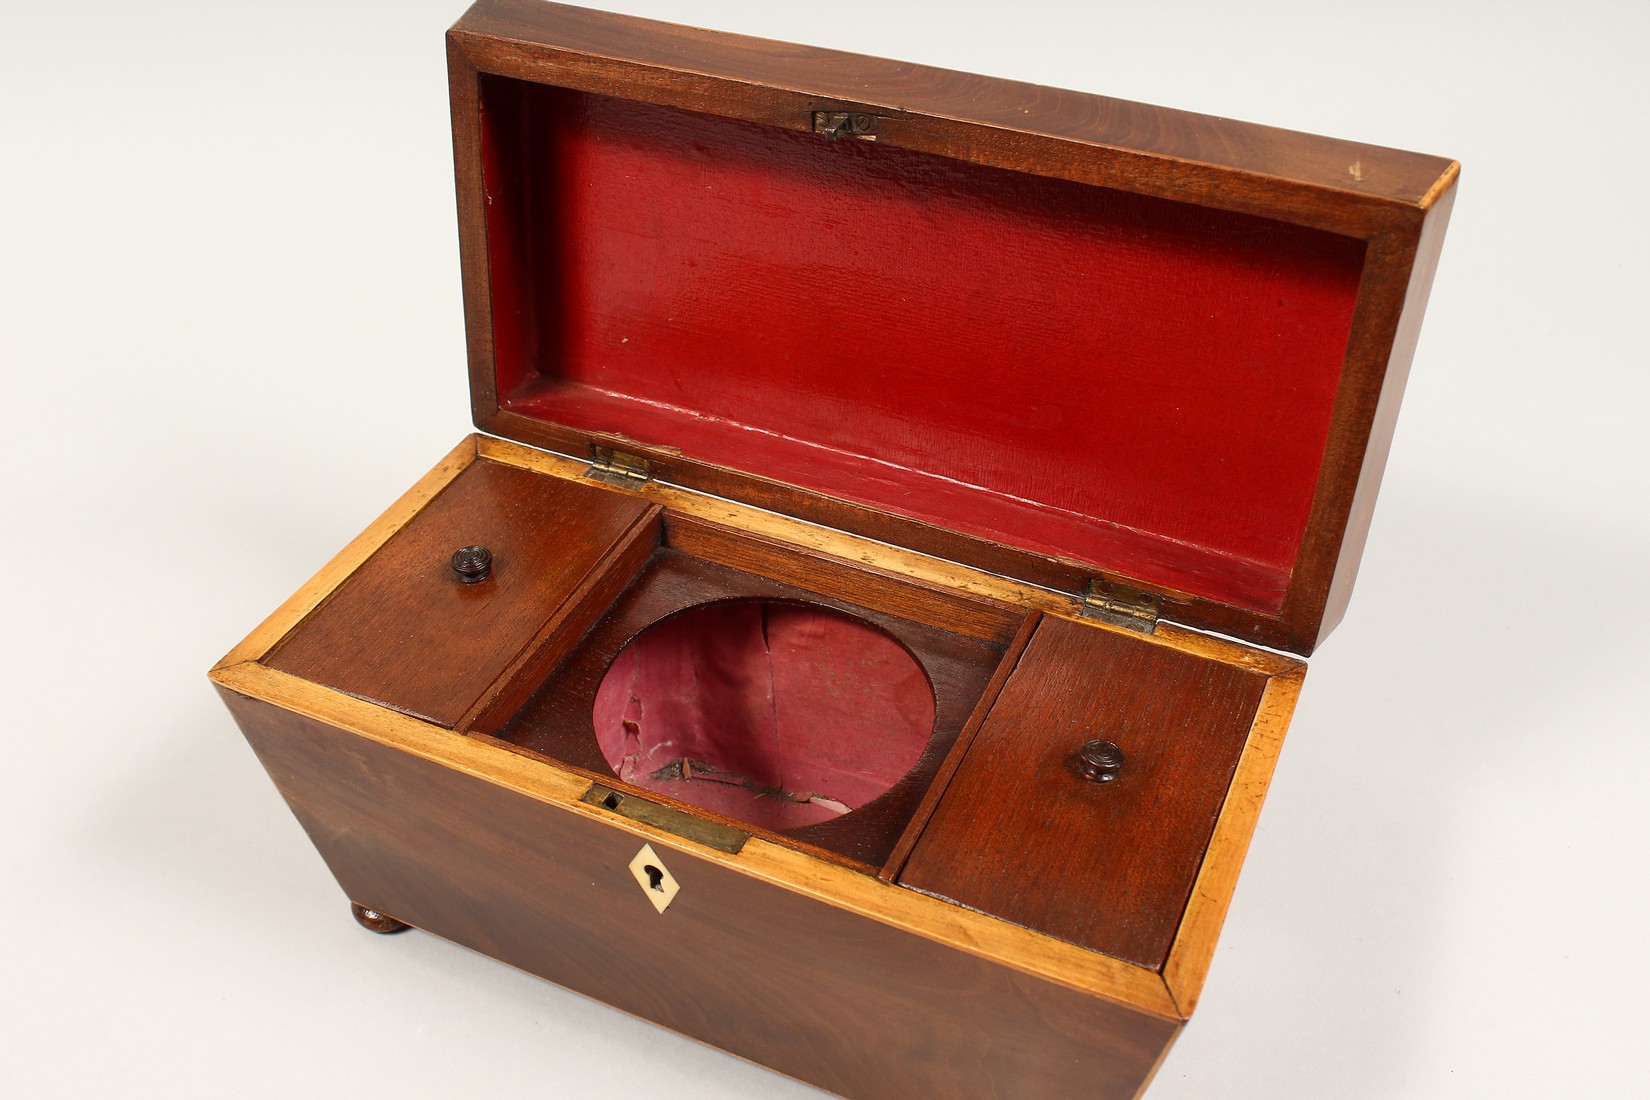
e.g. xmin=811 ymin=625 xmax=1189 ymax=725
xmin=1081 ymin=577 xmax=1162 ymax=633
xmin=812 ymin=110 xmax=878 ymax=140
xmin=586 ymin=446 xmax=652 ymax=486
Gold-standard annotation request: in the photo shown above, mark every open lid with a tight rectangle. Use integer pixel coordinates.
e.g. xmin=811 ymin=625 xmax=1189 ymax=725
xmin=447 ymin=0 xmax=1457 ymax=656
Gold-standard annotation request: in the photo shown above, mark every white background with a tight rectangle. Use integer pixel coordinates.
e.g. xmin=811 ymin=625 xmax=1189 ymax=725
xmin=4 ymin=1 xmax=1647 ymax=1096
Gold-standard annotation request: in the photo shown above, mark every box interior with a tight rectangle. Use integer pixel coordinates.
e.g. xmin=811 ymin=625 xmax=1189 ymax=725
xmin=590 ymin=600 xmax=937 ymax=831
xmin=477 ymin=77 xmax=1368 ymax=613
xmin=492 ymin=519 xmax=1021 ymax=872
xmin=265 ymin=452 xmax=1276 ymax=963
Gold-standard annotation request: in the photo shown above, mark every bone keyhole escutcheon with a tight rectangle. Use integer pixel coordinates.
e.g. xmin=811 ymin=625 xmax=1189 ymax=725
xmin=628 ymin=843 xmax=681 ymax=914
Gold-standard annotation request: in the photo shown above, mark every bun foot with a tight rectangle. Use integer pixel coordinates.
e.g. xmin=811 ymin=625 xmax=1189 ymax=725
xmin=351 ymin=902 xmax=410 ymax=934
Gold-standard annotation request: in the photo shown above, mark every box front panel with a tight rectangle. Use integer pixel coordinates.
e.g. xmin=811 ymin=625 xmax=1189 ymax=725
xmin=219 ymin=687 xmax=1178 ymax=1100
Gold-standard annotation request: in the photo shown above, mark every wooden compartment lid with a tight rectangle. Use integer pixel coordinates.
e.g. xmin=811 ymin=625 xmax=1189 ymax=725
xmin=447 ymin=0 xmax=1458 ymax=655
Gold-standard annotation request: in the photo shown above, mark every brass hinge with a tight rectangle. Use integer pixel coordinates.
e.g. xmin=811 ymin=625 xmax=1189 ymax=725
xmin=812 ymin=110 xmax=878 ymax=140
xmin=586 ymin=446 xmax=652 ymax=486
xmin=1081 ymin=577 xmax=1162 ymax=633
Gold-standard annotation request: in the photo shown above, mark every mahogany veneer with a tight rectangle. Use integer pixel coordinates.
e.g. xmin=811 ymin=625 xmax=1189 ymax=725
xmin=901 ymin=615 xmax=1271 ymax=971
xmin=221 ymin=686 xmax=1181 ymax=1100
xmin=216 ymin=438 xmax=1304 ymax=1098
xmin=265 ymin=459 xmax=655 ymax=726
xmin=452 ymin=0 xmax=1457 ymax=656
xmin=212 ymin=4 xmax=1455 ymax=1098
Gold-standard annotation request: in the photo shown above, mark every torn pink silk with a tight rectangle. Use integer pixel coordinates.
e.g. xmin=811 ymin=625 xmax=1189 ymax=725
xmin=592 ymin=602 xmax=936 ymax=830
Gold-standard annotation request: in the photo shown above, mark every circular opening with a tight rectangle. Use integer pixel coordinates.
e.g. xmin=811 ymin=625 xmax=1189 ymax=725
xmin=592 ymin=600 xmax=937 ymax=831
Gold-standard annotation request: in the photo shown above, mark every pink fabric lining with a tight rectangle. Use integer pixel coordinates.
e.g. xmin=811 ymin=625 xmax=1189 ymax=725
xmin=592 ymin=602 xmax=936 ymax=831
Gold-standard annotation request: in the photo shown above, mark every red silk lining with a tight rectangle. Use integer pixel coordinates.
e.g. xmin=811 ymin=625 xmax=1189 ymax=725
xmin=479 ymin=80 xmax=1365 ymax=611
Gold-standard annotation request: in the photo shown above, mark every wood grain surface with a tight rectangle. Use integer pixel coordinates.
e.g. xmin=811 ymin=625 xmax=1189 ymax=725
xmin=475 ymin=434 xmax=1083 ymax=618
xmin=1310 ymin=182 xmax=1460 ymax=642
xmin=1162 ymin=668 xmax=1303 ymax=1014
xmin=202 ymin=14 xmax=1410 ymax=1096
xmin=444 ymin=0 xmax=1460 ymax=655
xmin=266 ymin=458 xmax=654 ymax=726
xmin=881 ymin=609 xmax=1042 ymax=883
xmin=211 ymin=661 xmax=1184 ymax=1019
xmin=219 ymin=681 xmax=1181 ymax=1100
xmin=214 ymin=436 xmax=479 ymax=670
xmin=449 ymin=0 xmax=1453 ymax=225
xmin=900 ymin=613 xmax=1272 ymax=970
xmin=458 ymin=502 xmax=661 ymax=735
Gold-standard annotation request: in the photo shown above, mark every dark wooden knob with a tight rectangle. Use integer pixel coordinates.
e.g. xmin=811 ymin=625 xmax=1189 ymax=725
xmin=450 ymin=545 xmax=493 ymax=583
xmin=1076 ymin=739 xmax=1124 ymax=782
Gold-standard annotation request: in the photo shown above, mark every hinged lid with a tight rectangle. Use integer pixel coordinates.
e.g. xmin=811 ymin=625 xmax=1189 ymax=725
xmin=446 ymin=0 xmax=1457 ymax=655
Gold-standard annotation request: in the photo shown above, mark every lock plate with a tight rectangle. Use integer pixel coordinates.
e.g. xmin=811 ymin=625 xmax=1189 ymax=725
xmin=582 ymin=783 xmax=750 ymax=853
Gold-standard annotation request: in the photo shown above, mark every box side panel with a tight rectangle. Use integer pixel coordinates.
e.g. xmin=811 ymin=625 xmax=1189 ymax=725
xmin=1309 ymin=182 xmax=1460 ymax=643
xmin=218 ymin=686 xmax=1178 ymax=1100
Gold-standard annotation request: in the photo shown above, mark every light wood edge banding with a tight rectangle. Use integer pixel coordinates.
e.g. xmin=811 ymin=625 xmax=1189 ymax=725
xmin=1419 ymin=160 xmax=1462 ymax=210
xmin=212 ymin=436 xmax=479 ymax=671
xmin=210 ymin=660 xmax=1183 ymax=1021
xmin=1160 ymin=667 xmax=1305 ymax=1015
xmin=214 ymin=432 xmax=1305 ymax=1023
xmin=476 ymin=436 xmax=1070 ymax=612
xmin=474 ymin=435 xmax=1300 ymax=678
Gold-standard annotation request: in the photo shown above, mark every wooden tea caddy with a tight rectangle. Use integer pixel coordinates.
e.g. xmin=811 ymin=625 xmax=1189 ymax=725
xmin=210 ymin=3 xmax=1457 ymax=1097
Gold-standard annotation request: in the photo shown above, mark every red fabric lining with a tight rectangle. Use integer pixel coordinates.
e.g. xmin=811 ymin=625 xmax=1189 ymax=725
xmin=591 ymin=602 xmax=936 ymax=831
xmin=479 ymin=79 xmax=1366 ymax=611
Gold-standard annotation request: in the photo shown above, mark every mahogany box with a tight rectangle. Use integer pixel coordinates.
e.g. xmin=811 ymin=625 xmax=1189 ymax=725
xmin=210 ymin=3 xmax=1457 ymax=1096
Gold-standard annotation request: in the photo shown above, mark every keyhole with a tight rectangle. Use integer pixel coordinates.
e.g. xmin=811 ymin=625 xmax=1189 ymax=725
xmin=628 ymin=843 xmax=678 ymax=913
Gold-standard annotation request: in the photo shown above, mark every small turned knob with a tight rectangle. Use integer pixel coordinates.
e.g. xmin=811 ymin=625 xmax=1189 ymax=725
xmin=450 ymin=545 xmax=493 ymax=584
xmin=1076 ymin=739 xmax=1125 ymax=783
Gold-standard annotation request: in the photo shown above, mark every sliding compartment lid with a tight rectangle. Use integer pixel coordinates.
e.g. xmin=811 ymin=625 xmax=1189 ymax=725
xmin=446 ymin=0 xmax=1457 ymax=655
